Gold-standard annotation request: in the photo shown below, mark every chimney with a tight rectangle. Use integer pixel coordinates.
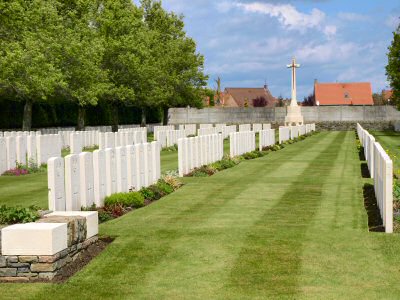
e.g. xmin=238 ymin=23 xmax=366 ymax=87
xmin=264 ymin=84 xmax=268 ymax=91
xmin=314 ymin=79 xmax=318 ymax=85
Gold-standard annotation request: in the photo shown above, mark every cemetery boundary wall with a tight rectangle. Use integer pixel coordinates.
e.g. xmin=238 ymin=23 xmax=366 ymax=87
xmin=168 ymin=106 xmax=400 ymax=128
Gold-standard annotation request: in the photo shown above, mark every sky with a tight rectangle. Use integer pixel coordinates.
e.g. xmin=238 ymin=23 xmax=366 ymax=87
xmin=151 ymin=0 xmax=400 ymax=100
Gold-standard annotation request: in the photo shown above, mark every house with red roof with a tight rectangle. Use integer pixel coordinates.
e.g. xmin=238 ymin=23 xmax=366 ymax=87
xmin=222 ymin=85 xmax=277 ymax=107
xmin=314 ymin=81 xmax=374 ymax=106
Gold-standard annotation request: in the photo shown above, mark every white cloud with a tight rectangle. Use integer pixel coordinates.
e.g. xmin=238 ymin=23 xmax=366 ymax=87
xmin=235 ymin=2 xmax=325 ymax=31
xmin=323 ymin=25 xmax=337 ymax=39
xmin=386 ymin=15 xmax=399 ymax=29
xmin=338 ymin=12 xmax=369 ymax=22
xmin=295 ymin=41 xmax=359 ymax=63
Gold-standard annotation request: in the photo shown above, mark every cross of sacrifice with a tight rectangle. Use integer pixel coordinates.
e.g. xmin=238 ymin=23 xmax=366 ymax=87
xmin=286 ymin=57 xmax=300 ymax=105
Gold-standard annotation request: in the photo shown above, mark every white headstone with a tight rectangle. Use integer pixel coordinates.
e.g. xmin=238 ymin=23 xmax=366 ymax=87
xmin=0 ymin=138 xmax=7 ymax=175
xmin=105 ymin=148 xmax=117 ymax=196
xmin=48 ymin=157 xmax=66 ymax=211
xmin=65 ymin=154 xmax=80 ymax=211
xmin=126 ymin=145 xmax=137 ymax=191
xmin=6 ymin=136 xmax=16 ymax=170
xmin=79 ymin=152 xmax=95 ymax=208
xmin=93 ymin=149 xmax=107 ymax=207
xmin=116 ymin=147 xmax=128 ymax=193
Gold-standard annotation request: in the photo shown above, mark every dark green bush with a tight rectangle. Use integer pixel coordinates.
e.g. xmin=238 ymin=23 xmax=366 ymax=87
xmin=104 ymin=192 xmax=144 ymax=208
xmin=140 ymin=187 xmax=156 ymax=200
xmin=0 ymin=205 xmax=40 ymax=225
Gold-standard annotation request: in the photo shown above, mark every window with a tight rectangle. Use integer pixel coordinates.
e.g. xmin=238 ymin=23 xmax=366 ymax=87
xmin=344 ymin=92 xmax=350 ymax=99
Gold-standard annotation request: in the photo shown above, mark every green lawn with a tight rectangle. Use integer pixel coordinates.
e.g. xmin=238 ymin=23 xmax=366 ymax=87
xmin=1 ymin=131 xmax=400 ymax=299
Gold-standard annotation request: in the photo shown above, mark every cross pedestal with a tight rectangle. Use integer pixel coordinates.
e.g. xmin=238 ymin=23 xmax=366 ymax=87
xmin=285 ymin=57 xmax=304 ymax=126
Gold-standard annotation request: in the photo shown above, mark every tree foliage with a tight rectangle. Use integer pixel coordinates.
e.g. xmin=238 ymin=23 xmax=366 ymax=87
xmin=0 ymin=0 xmax=207 ymax=130
xmin=252 ymin=96 xmax=267 ymax=107
xmin=386 ymin=22 xmax=400 ymax=108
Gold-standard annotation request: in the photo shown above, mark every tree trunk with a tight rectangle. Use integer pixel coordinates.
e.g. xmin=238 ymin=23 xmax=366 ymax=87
xmin=22 ymin=99 xmax=33 ymax=131
xmin=77 ymin=106 xmax=86 ymax=131
xmin=162 ymin=106 xmax=169 ymax=125
xmin=111 ymin=105 xmax=119 ymax=132
xmin=141 ymin=107 xmax=146 ymax=127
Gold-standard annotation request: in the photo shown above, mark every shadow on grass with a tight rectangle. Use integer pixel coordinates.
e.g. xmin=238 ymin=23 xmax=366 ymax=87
xmin=359 ymin=148 xmax=365 ymax=161
xmin=363 ymin=183 xmax=384 ymax=232
xmin=360 ymin=163 xmax=370 ymax=178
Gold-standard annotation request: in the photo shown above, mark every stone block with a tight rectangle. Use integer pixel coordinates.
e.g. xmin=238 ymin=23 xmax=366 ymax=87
xmin=0 ymin=268 xmax=17 ymax=277
xmin=38 ymin=216 xmax=86 ymax=247
xmin=38 ymin=272 xmax=56 ymax=280
xmin=38 ymin=254 xmax=59 ymax=263
xmin=0 ymin=276 xmax=29 ymax=282
xmin=7 ymin=262 xmax=30 ymax=268
xmin=44 ymin=211 xmax=98 ymax=239
xmin=0 ymin=256 xmax=6 ymax=267
xmin=17 ymin=272 xmax=38 ymax=278
xmin=30 ymin=262 xmax=57 ymax=272
xmin=7 ymin=256 xmax=18 ymax=263
xmin=1 ymin=223 xmax=68 ymax=256
xmin=18 ymin=256 xmax=38 ymax=263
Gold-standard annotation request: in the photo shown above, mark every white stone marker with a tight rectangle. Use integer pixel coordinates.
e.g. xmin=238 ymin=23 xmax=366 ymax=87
xmin=70 ymin=133 xmax=82 ymax=154
xmin=151 ymin=142 xmax=160 ymax=184
xmin=135 ymin=144 xmax=144 ymax=190
xmin=79 ymin=152 xmax=95 ymax=208
xmin=6 ymin=136 xmax=16 ymax=170
xmin=93 ymin=149 xmax=107 ymax=207
xmin=105 ymin=148 xmax=117 ymax=196
xmin=1 ymin=223 xmax=68 ymax=256
xmin=65 ymin=154 xmax=81 ymax=211
xmin=16 ymin=135 xmax=27 ymax=165
xmin=44 ymin=211 xmax=98 ymax=239
xmin=0 ymin=137 xmax=7 ymax=175
xmin=48 ymin=157 xmax=66 ymax=211
xmin=127 ymin=145 xmax=137 ymax=191
xmin=116 ymin=146 xmax=128 ymax=192
xmin=27 ymin=135 xmax=37 ymax=166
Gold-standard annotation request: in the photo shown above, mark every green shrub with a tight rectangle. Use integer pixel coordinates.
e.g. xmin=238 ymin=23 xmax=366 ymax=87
xmin=98 ymin=210 xmax=114 ymax=223
xmin=0 ymin=205 xmax=40 ymax=225
xmin=104 ymin=192 xmax=144 ymax=208
xmin=157 ymin=180 xmax=174 ymax=195
xmin=140 ymin=187 xmax=156 ymax=200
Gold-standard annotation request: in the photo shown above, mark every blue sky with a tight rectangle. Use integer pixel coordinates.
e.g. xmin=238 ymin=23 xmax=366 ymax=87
xmin=157 ymin=0 xmax=399 ymax=100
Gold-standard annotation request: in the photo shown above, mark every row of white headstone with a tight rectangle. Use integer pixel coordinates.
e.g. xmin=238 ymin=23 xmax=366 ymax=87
xmin=153 ymin=125 xmax=175 ymax=138
xmin=259 ymin=129 xmax=276 ymax=151
xmin=357 ymin=123 xmax=393 ymax=233
xmin=198 ymin=127 xmax=218 ymax=136
xmin=0 ymin=131 xmax=41 ymax=137
xmin=60 ymin=131 xmax=100 ymax=149
xmin=98 ymin=131 xmax=147 ymax=150
xmin=155 ymin=130 xmax=186 ymax=148
xmin=178 ymin=124 xmax=197 ymax=136
xmin=229 ymin=131 xmax=256 ymax=157
xmin=0 ymin=134 xmax=62 ymax=175
xmin=178 ymin=134 xmax=224 ymax=177
xmin=48 ymin=142 xmax=161 ymax=211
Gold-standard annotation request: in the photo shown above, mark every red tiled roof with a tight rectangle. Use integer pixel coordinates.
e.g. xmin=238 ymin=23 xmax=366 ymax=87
xmin=314 ymin=82 xmax=373 ymax=106
xmin=224 ymin=87 xmax=276 ymax=107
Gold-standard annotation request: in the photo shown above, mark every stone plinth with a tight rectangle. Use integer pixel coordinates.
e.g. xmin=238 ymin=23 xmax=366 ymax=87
xmin=1 ymin=223 xmax=68 ymax=256
xmin=44 ymin=211 xmax=98 ymax=239
xmin=285 ymin=106 xmax=304 ymax=126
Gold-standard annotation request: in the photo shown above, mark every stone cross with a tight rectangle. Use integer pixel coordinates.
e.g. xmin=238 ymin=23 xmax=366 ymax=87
xmin=286 ymin=57 xmax=300 ymax=106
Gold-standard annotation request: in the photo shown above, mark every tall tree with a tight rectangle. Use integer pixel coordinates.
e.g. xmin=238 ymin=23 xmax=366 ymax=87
xmin=56 ymin=0 xmax=109 ymax=130
xmin=0 ymin=0 xmax=65 ymax=130
xmin=386 ymin=22 xmax=400 ymax=108
xmin=96 ymin=0 xmax=145 ymax=131
xmin=141 ymin=0 xmax=207 ymax=125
